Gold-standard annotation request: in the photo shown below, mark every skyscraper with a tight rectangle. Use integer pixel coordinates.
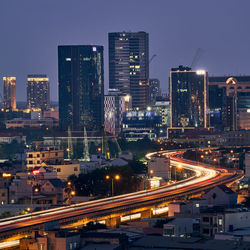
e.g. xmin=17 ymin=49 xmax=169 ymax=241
xmin=149 ymin=78 xmax=161 ymax=105
xmin=3 ymin=77 xmax=16 ymax=110
xmin=27 ymin=75 xmax=50 ymax=110
xmin=208 ymin=84 xmax=227 ymax=130
xmin=109 ymin=32 xmax=149 ymax=109
xmin=58 ymin=45 xmax=104 ymax=132
xmin=170 ymin=66 xmax=209 ymax=129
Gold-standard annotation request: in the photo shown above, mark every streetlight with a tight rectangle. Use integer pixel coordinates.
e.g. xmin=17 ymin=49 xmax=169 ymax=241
xmin=66 ymin=148 xmax=70 ymax=159
xmin=105 ymin=174 xmax=120 ymax=196
xmin=149 ymin=169 xmax=154 ymax=176
xmin=31 ymin=186 xmax=39 ymax=214
xmin=175 ymin=164 xmax=182 ymax=181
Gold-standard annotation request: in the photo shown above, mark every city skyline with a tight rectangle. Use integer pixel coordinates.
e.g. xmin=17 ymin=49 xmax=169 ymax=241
xmin=0 ymin=0 xmax=250 ymax=101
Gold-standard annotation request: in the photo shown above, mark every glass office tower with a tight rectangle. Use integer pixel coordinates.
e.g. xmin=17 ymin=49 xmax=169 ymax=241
xmin=109 ymin=32 xmax=149 ymax=110
xmin=170 ymin=66 xmax=209 ymax=128
xmin=58 ymin=45 xmax=104 ymax=132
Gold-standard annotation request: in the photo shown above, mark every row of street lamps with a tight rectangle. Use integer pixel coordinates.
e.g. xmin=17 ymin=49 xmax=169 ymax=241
xmin=106 ymin=174 xmax=120 ymax=196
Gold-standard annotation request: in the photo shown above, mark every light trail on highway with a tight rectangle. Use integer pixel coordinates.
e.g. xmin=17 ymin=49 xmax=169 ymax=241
xmin=0 ymin=149 xmax=243 ymax=237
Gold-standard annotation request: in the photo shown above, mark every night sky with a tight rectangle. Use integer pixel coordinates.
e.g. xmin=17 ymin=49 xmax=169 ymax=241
xmin=0 ymin=0 xmax=250 ymax=101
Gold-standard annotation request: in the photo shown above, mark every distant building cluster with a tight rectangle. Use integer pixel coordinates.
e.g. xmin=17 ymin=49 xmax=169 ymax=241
xmin=0 ymin=30 xmax=249 ymax=141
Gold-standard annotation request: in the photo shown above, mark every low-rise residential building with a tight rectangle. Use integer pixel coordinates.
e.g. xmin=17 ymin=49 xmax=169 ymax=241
xmin=9 ymin=173 xmax=32 ymax=204
xmin=20 ymin=230 xmax=81 ymax=250
xmin=40 ymin=179 xmax=67 ymax=204
xmin=110 ymin=158 xmax=130 ymax=167
xmin=6 ymin=118 xmax=58 ymax=129
xmin=148 ymin=154 xmax=170 ymax=179
xmin=131 ymin=235 xmax=250 ymax=249
xmin=26 ymin=147 xmax=64 ymax=169
xmin=31 ymin=166 xmax=57 ymax=179
xmin=0 ymin=187 xmax=8 ymax=204
xmin=0 ymin=132 xmax=26 ymax=144
xmin=202 ymin=185 xmax=237 ymax=208
xmin=168 ymin=199 xmax=208 ymax=217
xmin=200 ymin=208 xmax=250 ymax=238
xmin=51 ymin=163 xmax=80 ymax=180
xmin=163 ymin=218 xmax=200 ymax=237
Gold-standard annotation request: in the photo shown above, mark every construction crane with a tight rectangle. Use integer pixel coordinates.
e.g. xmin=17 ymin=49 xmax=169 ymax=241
xmin=190 ymin=48 xmax=203 ymax=69
xmin=149 ymin=54 xmax=157 ymax=64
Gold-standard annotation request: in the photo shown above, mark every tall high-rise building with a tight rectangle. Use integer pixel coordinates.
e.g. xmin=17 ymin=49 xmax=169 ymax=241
xmin=208 ymin=84 xmax=227 ymax=130
xmin=3 ymin=77 xmax=16 ymax=110
xmin=149 ymin=78 xmax=161 ymax=105
xmin=209 ymin=76 xmax=250 ymax=130
xmin=58 ymin=45 xmax=104 ymax=131
xmin=27 ymin=75 xmax=50 ymax=110
xmin=109 ymin=32 xmax=149 ymax=109
xmin=104 ymin=89 xmax=132 ymax=136
xmin=170 ymin=66 xmax=209 ymax=129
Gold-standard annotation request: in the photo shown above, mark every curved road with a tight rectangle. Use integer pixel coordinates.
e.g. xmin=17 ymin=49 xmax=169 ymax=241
xmin=0 ymin=149 xmax=243 ymax=236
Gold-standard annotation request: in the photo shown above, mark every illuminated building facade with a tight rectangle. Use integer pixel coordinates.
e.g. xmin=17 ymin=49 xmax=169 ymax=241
xmin=170 ymin=66 xmax=209 ymax=129
xmin=3 ymin=77 xmax=16 ymax=110
xmin=58 ymin=45 xmax=104 ymax=131
xmin=122 ymin=111 xmax=161 ymax=141
xmin=27 ymin=75 xmax=50 ymax=110
xmin=151 ymin=101 xmax=170 ymax=137
xmin=104 ymin=89 xmax=132 ymax=136
xmin=149 ymin=78 xmax=161 ymax=105
xmin=209 ymin=76 xmax=250 ymax=130
xmin=26 ymin=147 xmax=64 ymax=169
xmin=109 ymin=32 xmax=149 ymax=109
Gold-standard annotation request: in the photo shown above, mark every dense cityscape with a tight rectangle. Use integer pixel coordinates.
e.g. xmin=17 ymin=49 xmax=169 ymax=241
xmin=0 ymin=1 xmax=250 ymax=249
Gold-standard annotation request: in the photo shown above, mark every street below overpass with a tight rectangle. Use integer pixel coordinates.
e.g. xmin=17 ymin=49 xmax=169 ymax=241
xmin=0 ymin=149 xmax=243 ymax=243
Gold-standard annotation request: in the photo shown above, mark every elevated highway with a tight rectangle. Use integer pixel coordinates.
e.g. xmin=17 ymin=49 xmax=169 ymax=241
xmin=0 ymin=149 xmax=243 ymax=238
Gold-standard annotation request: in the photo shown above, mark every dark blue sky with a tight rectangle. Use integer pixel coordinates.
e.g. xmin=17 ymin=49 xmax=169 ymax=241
xmin=0 ymin=0 xmax=250 ymax=101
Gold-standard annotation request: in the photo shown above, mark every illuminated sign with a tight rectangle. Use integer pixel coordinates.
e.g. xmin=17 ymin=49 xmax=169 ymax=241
xmin=32 ymin=170 xmax=40 ymax=175
xmin=92 ymin=47 xmax=97 ymax=52
xmin=2 ymin=173 xmax=11 ymax=178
